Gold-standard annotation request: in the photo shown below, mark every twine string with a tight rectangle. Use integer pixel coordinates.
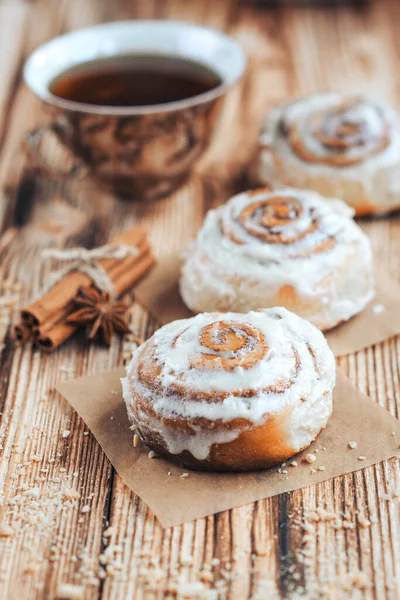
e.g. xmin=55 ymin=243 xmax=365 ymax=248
xmin=41 ymin=244 xmax=139 ymax=297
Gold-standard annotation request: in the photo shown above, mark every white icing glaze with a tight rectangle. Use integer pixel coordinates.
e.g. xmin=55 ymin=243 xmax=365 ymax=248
xmin=256 ymin=93 xmax=400 ymax=214
xmin=180 ymin=187 xmax=374 ymax=329
xmin=125 ymin=399 xmax=241 ymax=461
xmin=122 ymin=308 xmax=336 ymax=460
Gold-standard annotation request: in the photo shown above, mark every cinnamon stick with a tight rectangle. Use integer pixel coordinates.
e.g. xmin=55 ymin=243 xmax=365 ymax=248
xmin=16 ymin=225 xmax=156 ymax=352
xmin=21 ymin=227 xmax=148 ymax=326
xmin=35 ymin=322 xmax=78 ymax=353
xmin=34 ymin=250 xmax=155 ymax=352
xmin=14 ymin=324 xmax=32 ymax=343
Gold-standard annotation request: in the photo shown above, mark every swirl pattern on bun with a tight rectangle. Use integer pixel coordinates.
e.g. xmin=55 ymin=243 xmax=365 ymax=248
xmin=122 ymin=308 xmax=336 ymax=471
xmin=283 ymin=96 xmax=391 ymax=167
xmin=180 ymin=187 xmax=374 ymax=331
xmin=254 ymin=93 xmax=400 ymax=215
xmin=220 ymin=190 xmax=336 ymax=257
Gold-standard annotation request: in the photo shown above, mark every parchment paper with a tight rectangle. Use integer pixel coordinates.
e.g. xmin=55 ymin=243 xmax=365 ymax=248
xmin=134 ymin=252 xmax=400 ymax=357
xmin=57 ymin=368 xmax=400 ymax=528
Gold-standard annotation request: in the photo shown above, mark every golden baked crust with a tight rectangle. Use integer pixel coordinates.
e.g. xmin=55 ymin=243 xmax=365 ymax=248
xmin=122 ymin=308 xmax=336 ymax=472
xmin=134 ymin=405 xmax=331 ymax=472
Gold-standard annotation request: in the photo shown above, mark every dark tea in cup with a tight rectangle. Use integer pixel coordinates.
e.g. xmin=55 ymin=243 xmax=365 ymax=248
xmin=24 ymin=21 xmax=245 ymax=200
xmin=49 ymin=54 xmax=223 ymax=108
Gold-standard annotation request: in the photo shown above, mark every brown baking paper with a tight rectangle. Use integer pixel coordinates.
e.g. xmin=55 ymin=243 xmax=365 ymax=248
xmin=134 ymin=252 xmax=400 ymax=357
xmin=57 ymin=367 xmax=400 ymax=528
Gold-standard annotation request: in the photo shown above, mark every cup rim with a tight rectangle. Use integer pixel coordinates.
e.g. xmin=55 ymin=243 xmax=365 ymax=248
xmin=23 ymin=20 xmax=246 ymax=116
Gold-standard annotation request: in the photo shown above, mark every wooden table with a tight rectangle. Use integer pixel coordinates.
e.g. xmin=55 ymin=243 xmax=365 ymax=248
xmin=0 ymin=0 xmax=400 ymax=598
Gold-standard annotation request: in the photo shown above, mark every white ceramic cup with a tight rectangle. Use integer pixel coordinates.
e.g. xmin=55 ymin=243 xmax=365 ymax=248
xmin=24 ymin=20 xmax=246 ymax=200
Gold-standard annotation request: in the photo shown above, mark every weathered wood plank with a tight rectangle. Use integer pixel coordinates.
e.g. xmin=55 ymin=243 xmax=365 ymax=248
xmin=0 ymin=3 xmax=120 ymax=600
xmin=0 ymin=1 xmax=399 ymax=599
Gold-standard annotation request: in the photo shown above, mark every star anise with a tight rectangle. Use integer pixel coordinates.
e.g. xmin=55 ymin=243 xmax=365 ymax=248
xmin=67 ymin=286 xmax=130 ymax=346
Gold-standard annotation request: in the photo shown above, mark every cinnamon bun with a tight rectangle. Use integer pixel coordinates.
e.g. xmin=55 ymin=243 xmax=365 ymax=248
xmin=254 ymin=93 xmax=400 ymax=215
xmin=180 ymin=187 xmax=374 ymax=331
xmin=122 ymin=308 xmax=336 ymax=471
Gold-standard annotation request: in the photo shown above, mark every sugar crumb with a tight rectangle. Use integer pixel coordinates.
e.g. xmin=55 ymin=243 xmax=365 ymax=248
xmin=372 ymin=304 xmax=385 ymax=314
xmin=64 ymin=489 xmax=80 ymax=500
xmin=0 ymin=525 xmax=14 ymax=538
xmin=30 ymin=454 xmax=42 ymax=462
xmin=55 ymin=583 xmax=85 ymax=599
xmin=358 ymin=514 xmax=371 ymax=528
xmin=23 ymin=486 xmax=40 ymax=498
xmin=305 ymin=453 xmax=316 ymax=464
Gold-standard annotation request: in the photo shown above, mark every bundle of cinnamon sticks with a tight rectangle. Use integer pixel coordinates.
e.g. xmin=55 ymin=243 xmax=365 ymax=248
xmin=15 ymin=226 xmax=156 ymax=352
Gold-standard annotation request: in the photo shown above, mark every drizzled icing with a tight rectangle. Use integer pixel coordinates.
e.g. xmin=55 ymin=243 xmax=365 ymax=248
xmin=261 ymin=94 xmax=400 ymax=171
xmin=281 ymin=96 xmax=392 ymax=167
xmin=218 ymin=188 xmax=349 ymax=262
xmin=180 ymin=187 xmax=374 ymax=328
xmin=255 ymin=94 xmax=400 ymax=214
xmin=122 ymin=308 xmax=336 ymax=460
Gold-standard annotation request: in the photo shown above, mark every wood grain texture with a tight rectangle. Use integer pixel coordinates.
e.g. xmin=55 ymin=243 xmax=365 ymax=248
xmin=0 ymin=0 xmax=399 ymax=598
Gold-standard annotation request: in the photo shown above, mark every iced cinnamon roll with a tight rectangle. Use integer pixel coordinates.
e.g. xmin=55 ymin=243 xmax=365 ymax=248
xmin=180 ymin=187 xmax=374 ymax=331
xmin=122 ymin=308 xmax=336 ymax=471
xmin=254 ymin=94 xmax=400 ymax=215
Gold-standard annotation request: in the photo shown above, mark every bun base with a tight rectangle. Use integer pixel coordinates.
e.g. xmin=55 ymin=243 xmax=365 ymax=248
xmin=181 ymin=248 xmax=374 ymax=333
xmin=134 ymin=409 xmax=331 ymax=473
